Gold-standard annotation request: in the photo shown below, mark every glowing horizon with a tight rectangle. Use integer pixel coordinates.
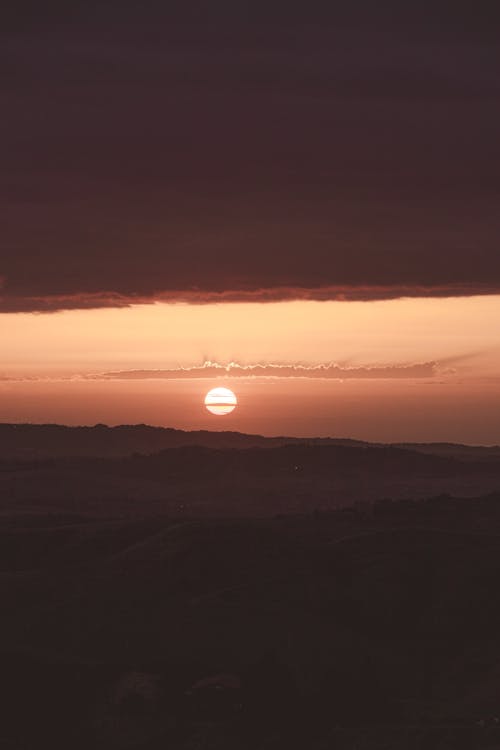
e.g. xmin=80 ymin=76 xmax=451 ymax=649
xmin=1 ymin=295 xmax=499 ymax=443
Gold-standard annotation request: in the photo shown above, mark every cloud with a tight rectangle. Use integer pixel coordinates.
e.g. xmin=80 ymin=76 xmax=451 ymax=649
xmin=0 ymin=292 xmax=151 ymax=314
xmin=90 ymin=360 xmax=439 ymax=381
xmin=0 ymin=374 xmax=42 ymax=382
xmin=2 ymin=284 xmax=500 ymax=313
xmin=1 ymin=7 xmax=499 ymax=313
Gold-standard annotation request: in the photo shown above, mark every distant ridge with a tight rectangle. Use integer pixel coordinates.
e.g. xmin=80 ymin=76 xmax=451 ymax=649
xmin=394 ymin=442 xmax=500 ymax=462
xmin=0 ymin=423 xmax=499 ymax=462
xmin=0 ymin=423 xmax=367 ymax=459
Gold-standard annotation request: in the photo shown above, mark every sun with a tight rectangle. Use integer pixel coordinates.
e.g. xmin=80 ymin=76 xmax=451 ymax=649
xmin=204 ymin=387 xmax=237 ymax=416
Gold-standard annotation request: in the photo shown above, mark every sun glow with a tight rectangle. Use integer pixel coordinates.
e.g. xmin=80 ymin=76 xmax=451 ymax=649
xmin=1 ymin=297 xmax=500 ymax=441
xmin=204 ymin=387 xmax=238 ymax=416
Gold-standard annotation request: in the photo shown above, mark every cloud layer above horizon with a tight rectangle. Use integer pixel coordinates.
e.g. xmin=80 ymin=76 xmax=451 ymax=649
xmin=89 ymin=360 xmax=439 ymax=381
xmin=1 ymin=2 xmax=500 ymax=311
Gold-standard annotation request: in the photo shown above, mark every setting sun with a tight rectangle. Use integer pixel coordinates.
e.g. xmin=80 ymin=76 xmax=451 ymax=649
xmin=204 ymin=387 xmax=238 ymax=416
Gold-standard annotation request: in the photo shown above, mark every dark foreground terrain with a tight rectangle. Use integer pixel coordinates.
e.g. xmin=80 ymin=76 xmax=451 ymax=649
xmin=2 ymin=426 xmax=500 ymax=749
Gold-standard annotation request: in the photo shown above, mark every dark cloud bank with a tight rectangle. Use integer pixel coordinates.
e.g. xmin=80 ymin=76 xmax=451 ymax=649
xmin=1 ymin=2 xmax=500 ymax=312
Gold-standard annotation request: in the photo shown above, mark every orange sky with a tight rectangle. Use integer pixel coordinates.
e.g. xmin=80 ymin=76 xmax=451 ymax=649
xmin=1 ymin=296 xmax=499 ymax=443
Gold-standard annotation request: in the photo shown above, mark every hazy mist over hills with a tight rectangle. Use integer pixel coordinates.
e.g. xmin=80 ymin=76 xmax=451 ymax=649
xmin=1 ymin=423 xmax=500 ymax=521
xmin=2 ymin=422 xmax=500 ymax=460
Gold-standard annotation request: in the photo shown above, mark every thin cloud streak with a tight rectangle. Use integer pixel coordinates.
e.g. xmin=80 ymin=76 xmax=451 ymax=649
xmin=91 ymin=360 xmax=439 ymax=381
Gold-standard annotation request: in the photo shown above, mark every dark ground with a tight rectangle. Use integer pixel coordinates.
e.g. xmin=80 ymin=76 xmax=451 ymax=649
xmin=2 ymin=426 xmax=500 ymax=748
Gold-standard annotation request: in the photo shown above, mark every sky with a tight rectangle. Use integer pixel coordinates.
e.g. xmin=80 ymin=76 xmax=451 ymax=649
xmin=1 ymin=296 xmax=500 ymax=442
xmin=1 ymin=3 xmax=500 ymax=442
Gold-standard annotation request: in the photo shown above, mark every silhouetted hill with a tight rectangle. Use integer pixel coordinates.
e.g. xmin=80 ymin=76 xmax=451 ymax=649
xmin=1 ymin=440 xmax=500 ymax=519
xmin=395 ymin=441 xmax=500 ymax=462
xmin=2 ymin=424 xmax=500 ymax=747
xmin=111 ymin=443 xmax=499 ymax=478
xmin=1 ymin=423 xmax=499 ymax=462
xmin=0 ymin=423 xmax=368 ymax=459
xmin=3 ymin=493 xmax=500 ymax=748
